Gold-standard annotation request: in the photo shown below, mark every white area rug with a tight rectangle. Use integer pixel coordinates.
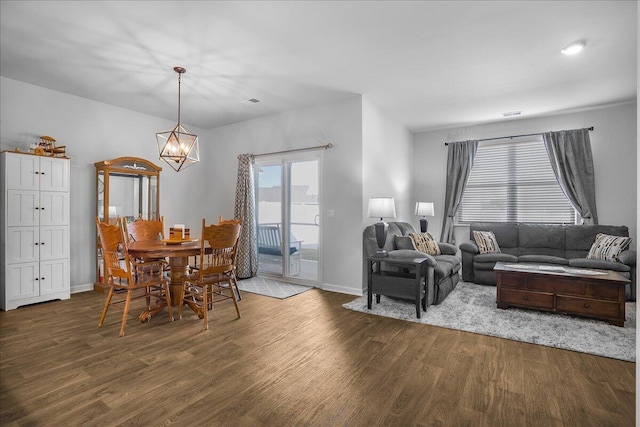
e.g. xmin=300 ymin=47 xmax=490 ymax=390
xmin=343 ymin=282 xmax=636 ymax=362
xmin=237 ymin=276 xmax=313 ymax=299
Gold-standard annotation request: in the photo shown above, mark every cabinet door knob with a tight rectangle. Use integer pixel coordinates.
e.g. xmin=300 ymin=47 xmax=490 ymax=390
xmin=35 ymin=242 xmax=39 ymax=245
xmin=41 ymin=242 xmax=45 ymax=245
xmin=35 ymin=277 xmax=39 ymax=281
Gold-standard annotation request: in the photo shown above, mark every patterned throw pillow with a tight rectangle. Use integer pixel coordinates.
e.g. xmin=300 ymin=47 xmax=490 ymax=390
xmin=587 ymin=233 xmax=632 ymax=263
xmin=473 ymin=230 xmax=501 ymax=254
xmin=409 ymin=232 xmax=441 ymax=255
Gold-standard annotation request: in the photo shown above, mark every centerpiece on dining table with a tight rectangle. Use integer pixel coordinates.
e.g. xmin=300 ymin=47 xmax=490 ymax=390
xmin=162 ymin=224 xmax=195 ymax=244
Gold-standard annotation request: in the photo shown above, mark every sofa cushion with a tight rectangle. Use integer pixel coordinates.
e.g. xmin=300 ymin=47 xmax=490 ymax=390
xmin=565 ymin=225 xmax=630 ymax=252
xmin=475 ymin=252 xmax=519 ymax=263
xmin=394 ymin=235 xmax=416 ymax=250
xmin=473 ymin=253 xmax=519 ymax=271
xmin=433 ymin=255 xmax=462 ymax=273
xmin=409 ymin=232 xmax=441 ymax=255
xmin=517 ymin=255 xmax=569 ymax=265
xmin=518 ymin=224 xmax=566 ymax=258
xmin=587 ymin=233 xmax=632 ymax=263
xmin=569 ymin=257 xmax=631 ymax=273
xmin=473 ymin=231 xmax=500 ymax=254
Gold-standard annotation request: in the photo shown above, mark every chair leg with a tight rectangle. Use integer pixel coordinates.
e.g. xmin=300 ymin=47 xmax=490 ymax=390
xmin=119 ymin=289 xmax=133 ymax=337
xmin=98 ymin=286 xmax=114 ymax=327
xmin=177 ymin=281 xmax=186 ymax=320
xmin=165 ymin=282 xmax=174 ymax=321
xmin=202 ymin=284 xmax=209 ymax=330
xmin=207 ymin=283 xmax=213 ymax=311
xmin=232 ymin=275 xmax=241 ymax=301
xmin=229 ymin=280 xmax=241 ymax=318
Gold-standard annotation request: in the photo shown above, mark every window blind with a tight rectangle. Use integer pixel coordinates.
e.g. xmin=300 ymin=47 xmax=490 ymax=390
xmin=458 ymin=136 xmax=576 ymax=224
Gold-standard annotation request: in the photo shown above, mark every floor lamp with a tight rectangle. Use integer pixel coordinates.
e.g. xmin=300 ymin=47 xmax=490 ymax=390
xmin=415 ymin=202 xmax=434 ymax=233
xmin=368 ymin=197 xmax=396 ymax=256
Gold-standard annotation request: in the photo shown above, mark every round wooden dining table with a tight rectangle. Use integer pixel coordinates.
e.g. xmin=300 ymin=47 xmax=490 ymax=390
xmin=127 ymin=239 xmax=203 ymax=322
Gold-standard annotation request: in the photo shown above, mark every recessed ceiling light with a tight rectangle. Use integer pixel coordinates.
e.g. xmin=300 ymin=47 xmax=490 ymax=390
xmin=561 ymin=41 xmax=586 ymax=55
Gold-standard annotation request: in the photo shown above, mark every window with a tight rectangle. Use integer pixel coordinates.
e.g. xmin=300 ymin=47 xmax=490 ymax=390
xmin=457 ymin=136 xmax=576 ymax=224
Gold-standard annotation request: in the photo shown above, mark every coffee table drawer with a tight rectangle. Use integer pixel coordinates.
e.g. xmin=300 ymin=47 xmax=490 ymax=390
xmin=499 ymin=272 xmax=526 ymax=288
xmin=587 ymin=283 xmax=620 ymax=300
xmin=556 ymin=296 xmax=621 ymax=319
xmin=501 ymin=289 xmax=553 ymax=309
xmin=529 ymin=276 xmax=585 ymax=295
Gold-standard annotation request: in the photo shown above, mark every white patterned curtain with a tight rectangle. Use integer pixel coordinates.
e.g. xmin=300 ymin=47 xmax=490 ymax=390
xmin=234 ymin=154 xmax=258 ymax=278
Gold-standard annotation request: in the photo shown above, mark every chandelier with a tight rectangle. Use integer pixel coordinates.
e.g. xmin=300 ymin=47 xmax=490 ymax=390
xmin=156 ymin=66 xmax=199 ymax=172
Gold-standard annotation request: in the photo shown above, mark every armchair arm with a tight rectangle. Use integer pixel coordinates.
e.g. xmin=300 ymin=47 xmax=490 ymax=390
xmin=459 ymin=240 xmax=479 ymax=254
xmin=437 ymin=242 xmax=457 ymax=255
xmin=619 ymin=249 xmax=636 ymax=266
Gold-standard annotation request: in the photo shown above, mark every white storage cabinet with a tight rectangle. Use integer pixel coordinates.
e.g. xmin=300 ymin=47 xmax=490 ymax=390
xmin=1 ymin=152 xmax=70 ymax=310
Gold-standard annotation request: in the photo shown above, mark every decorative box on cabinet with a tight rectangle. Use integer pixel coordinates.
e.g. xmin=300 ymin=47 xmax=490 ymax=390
xmin=1 ymin=151 xmax=70 ymax=310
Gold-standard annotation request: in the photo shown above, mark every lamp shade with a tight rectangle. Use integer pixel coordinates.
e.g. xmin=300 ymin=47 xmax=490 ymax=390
xmin=415 ymin=202 xmax=435 ymax=217
xmin=368 ymin=197 xmax=396 ymax=219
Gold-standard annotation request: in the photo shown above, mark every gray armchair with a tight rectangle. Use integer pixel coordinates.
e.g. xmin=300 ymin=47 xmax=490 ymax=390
xmin=363 ymin=222 xmax=461 ymax=306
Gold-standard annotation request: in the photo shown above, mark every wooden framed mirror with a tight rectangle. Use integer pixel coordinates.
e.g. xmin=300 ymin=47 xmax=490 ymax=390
xmin=94 ymin=157 xmax=161 ymax=289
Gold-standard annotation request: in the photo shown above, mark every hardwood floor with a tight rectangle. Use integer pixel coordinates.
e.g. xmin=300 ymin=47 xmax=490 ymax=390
xmin=0 ymin=287 xmax=635 ymax=426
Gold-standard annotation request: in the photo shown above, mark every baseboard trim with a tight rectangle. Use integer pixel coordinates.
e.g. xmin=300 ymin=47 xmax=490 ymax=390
xmin=71 ymin=283 xmax=95 ymax=294
xmin=321 ymin=282 xmax=362 ymax=296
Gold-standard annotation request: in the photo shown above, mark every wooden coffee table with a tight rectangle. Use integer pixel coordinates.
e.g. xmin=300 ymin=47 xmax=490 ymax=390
xmin=494 ymin=262 xmax=629 ymax=326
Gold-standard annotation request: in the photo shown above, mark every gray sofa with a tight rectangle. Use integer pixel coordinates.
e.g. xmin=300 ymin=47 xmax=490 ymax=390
xmin=459 ymin=223 xmax=636 ymax=300
xmin=363 ymin=222 xmax=461 ymax=306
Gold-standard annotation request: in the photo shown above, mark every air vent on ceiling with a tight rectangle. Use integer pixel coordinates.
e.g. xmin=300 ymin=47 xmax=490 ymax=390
xmin=502 ymin=111 xmax=523 ymax=117
xmin=246 ymin=98 xmax=261 ymax=104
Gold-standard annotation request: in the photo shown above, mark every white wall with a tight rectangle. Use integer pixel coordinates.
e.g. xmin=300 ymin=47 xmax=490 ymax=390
xmin=205 ymin=96 xmax=365 ymax=295
xmin=362 ymin=96 xmax=413 ymax=225
xmin=0 ymin=77 xmax=209 ymax=293
xmin=413 ymin=102 xmax=638 ymax=247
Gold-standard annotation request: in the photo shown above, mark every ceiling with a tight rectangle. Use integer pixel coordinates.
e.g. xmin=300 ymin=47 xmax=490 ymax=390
xmin=1 ymin=1 xmax=636 ymax=133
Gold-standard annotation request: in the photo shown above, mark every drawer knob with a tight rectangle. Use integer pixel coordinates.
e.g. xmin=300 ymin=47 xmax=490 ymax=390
xmin=523 ymin=295 xmax=529 ymax=300
xmin=584 ymin=303 xmax=590 ymax=308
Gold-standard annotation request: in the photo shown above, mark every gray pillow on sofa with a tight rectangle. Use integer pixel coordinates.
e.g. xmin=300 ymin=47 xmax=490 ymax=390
xmin=394 ymin=235 xmax=416 ymax=250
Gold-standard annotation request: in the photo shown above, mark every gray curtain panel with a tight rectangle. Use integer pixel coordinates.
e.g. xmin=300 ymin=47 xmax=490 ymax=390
xmin=440 ymin=140 xmax=478 ymax=243
xmin=543 ymin=128 xmax=598 ymax=225
xmin=234 ymin=154 xmax=258 ymax=278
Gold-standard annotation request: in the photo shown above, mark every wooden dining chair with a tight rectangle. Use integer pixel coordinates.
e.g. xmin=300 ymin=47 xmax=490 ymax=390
xmin=96 ymin=217 xmax=173 ymax=336
xmin=218 ymin=215 xmax=242 ymax=225
xmin=217 ymin=216 xmax=243 ymax=300
xmin=125 ymin=216 xmax=165 ymax=242
xmin=188 ymin=215 xmax=243 ymax=298
xmin=124 ymin=216 xmax=169 ymax=275
xmin=178 ymin=219 xmax=242 ymax=330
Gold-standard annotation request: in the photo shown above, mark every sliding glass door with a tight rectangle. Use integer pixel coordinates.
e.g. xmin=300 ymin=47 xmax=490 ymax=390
xmin=256 ymin=153 xmax=320 ymax=283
